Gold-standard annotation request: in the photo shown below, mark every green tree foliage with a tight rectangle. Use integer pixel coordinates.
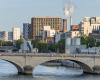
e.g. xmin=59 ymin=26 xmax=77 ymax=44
xmin=31 ymin=40 xmax=40 ymax=48
xmin=31 ymin=40 xmax=48 ymax=53
xmin=56 ymin=39 xmax=65 ymax=53
xmin=81 ymin=35 xmax=98 ymax=47
xmin=15 ymin=39 xmax=23 ymax=49
xmin=48 ymin=44 xmax=57 ymax=52
xmin=3 ymin=41 xmax=13 ymax=46
xmin=37 ymin=42 xmax=48 ymax=53
xmin=0 ymin=40 xmax=13 ymax=46
xmin=31 ymin=39 xmax=65 ymax=53
xmin=88 ymin=37 xmax=95 ymax=47
xmin=95 ymin=41 xmax=100 ymax=47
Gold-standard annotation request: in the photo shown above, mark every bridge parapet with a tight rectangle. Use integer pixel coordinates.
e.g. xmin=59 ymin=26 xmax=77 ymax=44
xmin=0 ymin=53 xmax=99 ymax=74
xmin=0 ymin=53 xmax=100 ymax=57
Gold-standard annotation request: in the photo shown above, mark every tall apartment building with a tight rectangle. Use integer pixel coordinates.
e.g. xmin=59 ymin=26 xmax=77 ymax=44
xmin=62 ymin=19 xmax=67 ymax=32
xmin=31 ymin=17 xmax=67 ymax=40
xmin=13 ymin=27 xmax=21 ymax=40
xmin=0 ymin=28 xmax=20 ymax=41
xmin=82 ymin=17 xmax=100 ymax=36
xmin=23 ymin=23 xmax=31 ymax=40
xmin=0 ymin=31 xmax=13 ymax=41
xmin=0 ymin=31 xmax=8 ymax=41
xmin=8 ymin=32 xmax=13 ymax=41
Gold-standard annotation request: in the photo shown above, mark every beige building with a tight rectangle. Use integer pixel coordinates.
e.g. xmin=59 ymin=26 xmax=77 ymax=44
xmin=13 ymin=27 xmax=21 ymax=40
xmin=3 ymin=31 xmax=8 ymax=41
xmin=31 ymin=17 xmax=67 ymax=40
xmin=42 ymin=26 xmax=55 ymax=43
xmin=82 ymin=17 xmax=100 ymax=36
xmin=43 ymin=26 xmax=55 ymax=37
xmin=0 ymin=31 xmax=8 ymax=41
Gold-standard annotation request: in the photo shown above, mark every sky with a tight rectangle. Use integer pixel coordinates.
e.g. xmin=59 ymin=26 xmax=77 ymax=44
xmin=0 ymin=0 xmax=100 ymax=31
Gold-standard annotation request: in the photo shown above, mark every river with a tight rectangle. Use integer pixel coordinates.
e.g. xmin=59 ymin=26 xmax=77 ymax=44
xmin=0 ymin=60 xmax=99 ymax=80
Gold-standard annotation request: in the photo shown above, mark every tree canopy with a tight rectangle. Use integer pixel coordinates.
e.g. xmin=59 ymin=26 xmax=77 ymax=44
xmin=31 ymin=39 xmax=65 ymax=53
xmin=80 ymin=35 xmax=100 ymax=47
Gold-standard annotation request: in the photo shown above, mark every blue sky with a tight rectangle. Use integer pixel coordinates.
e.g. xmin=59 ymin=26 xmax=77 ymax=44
xmin=0 ymin=0 xmax=100 ymax=31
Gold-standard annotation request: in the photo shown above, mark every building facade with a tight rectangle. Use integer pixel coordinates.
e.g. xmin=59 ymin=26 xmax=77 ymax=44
xmin=31 ymin=17 xmax=67 ymax=40
xmin=8 ymin=32 xmax=13 ymax=41
xmin=23 ymin=23 xmax=31 ymax=40
xmin=41 ymin=26 xmax=55 ymax=43
xmin=71 ymin=25 xmax=81 ymax=38
xmin=82 ymin=17 xmax=100 ymax=36
xmin=13 ymin=27 xmax=21 ymax=40
xmin=0 ymin=31 xmax=13 ymax=41
xmin=0 ymin=31 xmax=8 ymax=41
xmin=55 ymin=32 xmax=63 ymax=43
xmin=62 ymin=19 xmax=67 ymax=32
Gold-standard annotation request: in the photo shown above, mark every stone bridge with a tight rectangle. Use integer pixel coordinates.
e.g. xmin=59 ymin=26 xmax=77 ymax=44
xmin=0 ymin=53 xmax=100 ymax=74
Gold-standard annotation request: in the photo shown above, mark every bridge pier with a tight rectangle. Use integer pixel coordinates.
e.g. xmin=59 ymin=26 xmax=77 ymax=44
xmin=23 ymin=65 xmax=33 ymax=75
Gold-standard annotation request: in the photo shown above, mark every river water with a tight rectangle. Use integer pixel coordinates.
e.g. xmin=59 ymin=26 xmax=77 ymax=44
xmin=0 ymin=60 xmax=100 ymax=80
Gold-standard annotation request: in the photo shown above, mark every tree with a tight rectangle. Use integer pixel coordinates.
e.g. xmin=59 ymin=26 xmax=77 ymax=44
xmin=31 ymin=39 xmax=65 ymax=53
xmin=48 ymin=44 xmax=57 ymax=52
xmin=31 ymin=40 xmax=49 ymax=53
xmin=15 ymin=39 xmax=23 ymax=49
xmin=0 ymin=40 xmax=13 ymax=46
xmin=95 ymin=41 xmax=100 ymax=47
xmin=37 ymin=42 xmax=48 ymax=53
xmin=81 ymin=35 xmax=96 ymax=48
xmin=81 ymin=35 xmax=88 ymax=45
xmin=57 ymin=39 xmax=65 ymax=53
xmin=88 ymin=36 xmax=95 ymax=47
xmin=3 ymin=41 xmax=13 ymax=46
xmin=31 ymin=40 xmax=40 ymax=48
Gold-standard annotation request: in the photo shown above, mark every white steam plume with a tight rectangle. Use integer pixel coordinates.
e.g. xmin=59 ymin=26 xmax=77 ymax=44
xmin=64 ymin=0 xmax=74 ymax=17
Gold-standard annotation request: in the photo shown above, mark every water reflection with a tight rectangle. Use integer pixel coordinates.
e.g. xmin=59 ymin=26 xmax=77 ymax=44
xmin=0 ymin=60 xmax=99 ymax=80
xmin=0 ymin=60 xmax=83 ymax=76
xmin=0 ymin=60 xmax=18 ymax=76
xmin=0 ymin=74 xmax=100 ymax=80
xmin=33 ymin=65 xmax=83 ymax=76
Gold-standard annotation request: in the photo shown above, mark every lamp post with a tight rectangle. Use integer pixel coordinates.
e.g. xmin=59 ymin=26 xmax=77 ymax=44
xmin=87 ymin=43 xmax=89 ymax=54
xmin=95 ymin=40 xmax=97 ymax=54
xmin=64 ymin=0 xmax=74 ymax=53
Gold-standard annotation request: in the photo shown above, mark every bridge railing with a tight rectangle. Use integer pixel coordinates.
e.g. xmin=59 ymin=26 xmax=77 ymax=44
xmin=0 ymin=52 xmax=100 ymax=57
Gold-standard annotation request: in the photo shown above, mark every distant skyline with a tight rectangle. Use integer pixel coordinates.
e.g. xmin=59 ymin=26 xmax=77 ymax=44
xmin=0 ymin=0 xmax=100 ymax=31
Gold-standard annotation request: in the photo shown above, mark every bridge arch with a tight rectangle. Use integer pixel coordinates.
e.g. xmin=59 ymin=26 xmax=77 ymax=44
xmin=69 ymin=59 xmax=93 ymax=73
xmin=0 ymin=59 xmax=23 ymax=74
xmin=34 ymin=59 xmax=93 ymax=73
